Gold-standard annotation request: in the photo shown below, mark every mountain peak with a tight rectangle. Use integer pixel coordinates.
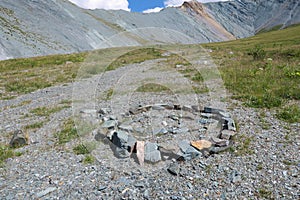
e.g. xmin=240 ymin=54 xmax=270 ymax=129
xmin=180 ymin=0 xmax=207 ymax=17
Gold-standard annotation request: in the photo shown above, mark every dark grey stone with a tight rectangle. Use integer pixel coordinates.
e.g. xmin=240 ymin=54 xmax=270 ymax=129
xmin=220 ymin=130 xmax=236 ymax=140
xmin=99 ymin=108 xmax=111 ymax=115
xmin=118 ymin=124 xmax=133 ymax=132
xmin=98 ymin=186 xmax=107 ymax=191
xmin=201 ymin=113 xmax=214 ymax=118
xmin=211 ymin=137 xmax=229 ymax=147
xmin=167 ymin=163 xmax=180 ymax=176
xmin=210 ymin=146 xmax=231 ymax=154
xmin=204 ymin=107 xmax=224 ymax=114
xmin=114 ymin=147 xmax=131 ymax=158
xmin=178 ymin=140 xmax=201 ymax=160
xmin=111 ymin=130 xmax=136 ymax=154
xmin=9 ymin=130 xmax=27 ymax=148
xmin=223 ymin=117 xmax=236 ymax=131
xmin=101 ymin=120 xmax=117 ymax=129
xmin=134 ymin=182 xmax=145 ymax=188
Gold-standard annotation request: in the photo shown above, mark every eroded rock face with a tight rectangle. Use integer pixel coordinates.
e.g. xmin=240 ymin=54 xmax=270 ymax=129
xmin=94 ymin=104 xmax=237 ymax=165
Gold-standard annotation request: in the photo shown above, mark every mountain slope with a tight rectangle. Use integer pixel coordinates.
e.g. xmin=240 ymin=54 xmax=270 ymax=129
xmin=0 ymin=0 xmax=299 ymax=60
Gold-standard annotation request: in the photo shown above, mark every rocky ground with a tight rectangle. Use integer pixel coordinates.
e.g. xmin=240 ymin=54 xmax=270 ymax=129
xmin=0 ymin=57 xmax=299 ymax=199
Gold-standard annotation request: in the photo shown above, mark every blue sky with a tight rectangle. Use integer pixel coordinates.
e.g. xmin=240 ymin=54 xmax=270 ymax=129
xmin=128 ymin=0 xmax=165 ymax=12
xmin=68 ymin=0 xmax=229 ymax=13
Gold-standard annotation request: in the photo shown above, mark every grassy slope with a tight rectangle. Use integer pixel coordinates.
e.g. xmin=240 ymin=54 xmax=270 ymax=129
xmin=0 ymin=25 xmax=299 ymax=120
xmin=203 ymin=25 xmax=300 ymax=122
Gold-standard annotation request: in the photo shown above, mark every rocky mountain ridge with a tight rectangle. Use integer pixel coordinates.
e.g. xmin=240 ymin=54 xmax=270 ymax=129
xmin=0 ymin=0 xmax=299 ymax=60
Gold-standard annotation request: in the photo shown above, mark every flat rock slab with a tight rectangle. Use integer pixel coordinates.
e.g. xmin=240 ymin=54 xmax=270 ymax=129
xmin=144 ymin=142 xmax=161 ymax=163
xmin=191 ymin=140 xmax=212 ymax=151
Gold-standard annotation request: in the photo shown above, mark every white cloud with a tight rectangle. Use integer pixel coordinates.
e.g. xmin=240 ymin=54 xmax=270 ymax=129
xmin=68 ymin=0 xmax=130 ymax=11
xmin=143 ymin=7 xmax=163 ymax=13
xmin=164 ymin=0 xmax=230 ymax=7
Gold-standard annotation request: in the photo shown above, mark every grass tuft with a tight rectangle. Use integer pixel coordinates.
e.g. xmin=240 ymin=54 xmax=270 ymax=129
xmin=276 ymin=104 xmax=300 ymax=123
xmin=0 ymin=144 xmax=22 ymax=167
xmin=55 ymin=118 xmax=79 ymax=144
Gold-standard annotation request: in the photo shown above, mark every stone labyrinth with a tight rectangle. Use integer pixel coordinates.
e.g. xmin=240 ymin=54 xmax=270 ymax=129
xmin=88 ymin=103 xmax=237 ymax=168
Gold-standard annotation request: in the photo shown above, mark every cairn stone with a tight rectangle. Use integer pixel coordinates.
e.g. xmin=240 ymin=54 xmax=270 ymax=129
xmin=9 ymin=130 xmax=27 ymax=148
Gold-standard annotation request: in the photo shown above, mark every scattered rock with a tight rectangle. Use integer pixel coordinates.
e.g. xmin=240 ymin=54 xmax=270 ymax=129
xmin=80 ymin=109 xmax=97 ymax=114
xmin=134 ymin=182 xmax=145 ymax=188
xmin=102 ymin=120 xmax=118 ymax=129
xmin=223 ymin=117 xmax=236 ymax=131
xmin=191 ymin=140 xmax=212 ymax=151
xmin=9 ymin=130 xmax=28 ymax=148
xmin=118 ymin=124 xmax=133 ymax=132
xmin=99 ymin=108 xmax=111 ymax=115
xmin=229 ymin=171 xmax=242 ymax=183
xmin=167 ymin=163 xmax=180 ymax=176
xmin=211 ymin=137 xmax=229 ymax=147
xmin=162 ymin=104 xmax=174 ymax=110
xmin=114 ymin=147 xmax=131 ymax=158
xmin=152 ymin=105 xmax=165 ymax=110
xmin=220 ymin=130 xmax=236 ymax=140
xmin=171 ymin=127 xmax=189 ymax=134
xmin=36 ymin=187 xmax=57 ymax=198
xmin=98 ymin=186 xmax=107 ymax=191
xmin=153 ymin=128 xmax=168 ymax=135
xmin=201 ymin=113 xmax=214 ymax=118
xmin=191 ymin=105 xmax=201 ymax=112
xmin=210 ymin=146 xmax=231 ymax=154
xmin=182 ymin=105 xmax=193 ymax=112
xmin=129 ymin=107 xmax=143 ymax=115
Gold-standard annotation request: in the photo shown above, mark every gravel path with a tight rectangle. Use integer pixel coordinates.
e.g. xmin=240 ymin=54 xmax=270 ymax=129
xmin=0 ymin=55 xmax=299 ymax=199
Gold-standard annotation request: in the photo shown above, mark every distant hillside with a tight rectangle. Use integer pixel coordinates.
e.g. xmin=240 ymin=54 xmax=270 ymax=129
xmin=0 ymin=0 xmax=299 ymax=60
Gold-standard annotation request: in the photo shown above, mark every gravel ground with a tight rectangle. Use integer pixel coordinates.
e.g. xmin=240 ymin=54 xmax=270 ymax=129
xmin=0 ymin=57 xmax=299 ymax=199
